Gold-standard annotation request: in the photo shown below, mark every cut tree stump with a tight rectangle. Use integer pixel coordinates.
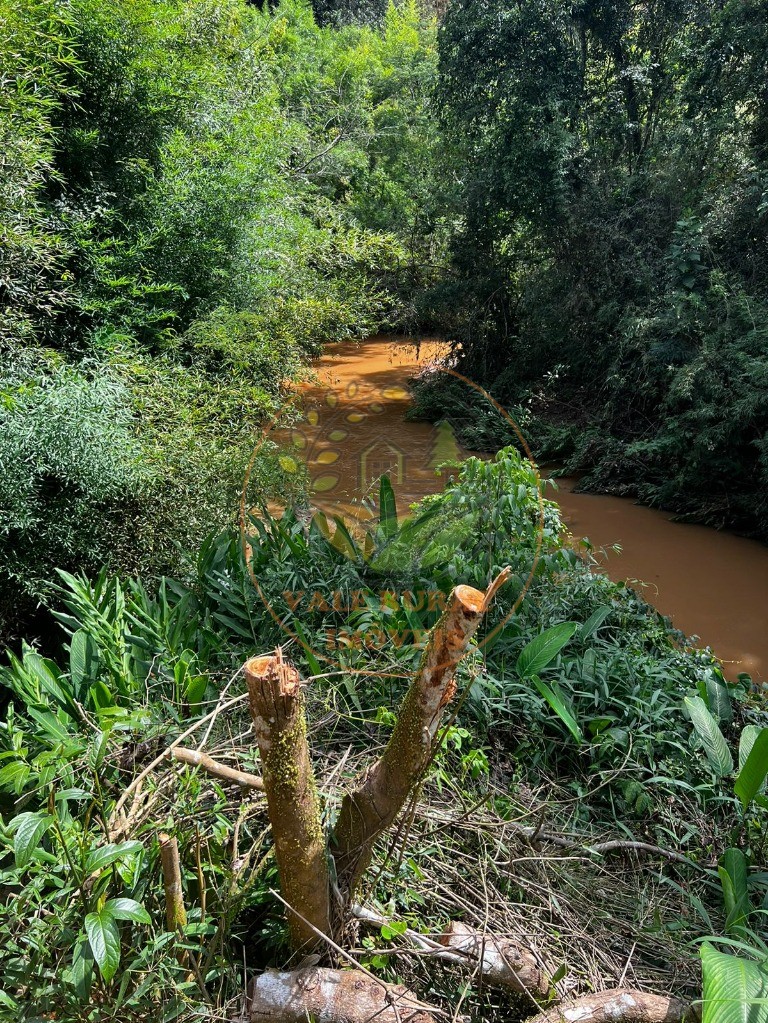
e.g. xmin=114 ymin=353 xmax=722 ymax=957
xmin=248 ymin=967 xmax=440 ymax=1023
xmin=245 ymin=652 xmax=330 ymax=951
xmin=159 ymin=832 xmax=187 ymax=933
xmin=525 ymin=989 xmax=689 ymax=1023
xmin=332 ymin=580 xmax=496 ymax=899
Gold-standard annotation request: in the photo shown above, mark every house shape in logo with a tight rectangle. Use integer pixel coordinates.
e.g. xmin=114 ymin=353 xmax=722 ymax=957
xmin=360 ymin=438 xmax=405 ymax=488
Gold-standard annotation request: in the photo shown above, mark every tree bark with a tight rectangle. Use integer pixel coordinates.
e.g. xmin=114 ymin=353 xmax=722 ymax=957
xmin=332 ymin=583 xmax=488 ymax=900
xmin=525 ymin=989 xmax=689 ymax=1023
xmin=245 ymin=653 xmax=330 ymax=952
xmin=248 ymin=967 xmax=440 ymax=1023
xmin=438 ymin=921 xmax=550 ymax=998
xmin=159 ymin=832 xmax=187 ymax=933
xmin=354 ymin=906 xmax=551 ymax=1000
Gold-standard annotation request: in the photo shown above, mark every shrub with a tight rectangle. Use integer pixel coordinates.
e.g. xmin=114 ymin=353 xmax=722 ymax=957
xmin=0 ymin=359 xmax=150 ymax=637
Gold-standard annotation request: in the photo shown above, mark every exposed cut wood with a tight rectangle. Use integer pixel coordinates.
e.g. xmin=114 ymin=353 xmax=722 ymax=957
xmin=248 ymin=967 xmax=441 ymax=1023
xmin=525 ymin=989 xmax=689 ymax=1023
xmin=245 ymin=652 xmax=330 ymax=951
xmin=332 ymin=578 xmax=500 ymax=899
xmin=354 ymin=906 xmax=551 ymax=1001
xmin=438 ymin=920 xmax=550 ymax=998
xmin=172 ymin=746 xmax=264 ymax=791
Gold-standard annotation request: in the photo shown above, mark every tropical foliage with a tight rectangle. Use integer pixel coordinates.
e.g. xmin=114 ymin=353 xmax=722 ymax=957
xmin=2 ymin=1 xmax=768 ymax=1021
xmin=433 ymin=0 xmax=768 ymax=537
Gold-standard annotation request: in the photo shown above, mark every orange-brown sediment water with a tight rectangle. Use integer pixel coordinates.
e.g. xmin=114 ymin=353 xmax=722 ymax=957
xmin=292 ymin=336 xmax=768 ymax=683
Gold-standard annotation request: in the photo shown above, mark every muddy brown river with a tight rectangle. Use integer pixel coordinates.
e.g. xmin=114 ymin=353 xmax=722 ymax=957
xmin=288 ymin=336 xmax=768 ymax=683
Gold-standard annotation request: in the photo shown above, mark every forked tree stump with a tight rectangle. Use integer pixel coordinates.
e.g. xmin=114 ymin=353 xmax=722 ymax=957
xmin=245 ymin=653 xmax=330 ymax=951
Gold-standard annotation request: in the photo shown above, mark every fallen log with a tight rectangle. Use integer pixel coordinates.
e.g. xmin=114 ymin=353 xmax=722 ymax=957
xmin=245 ymin=652 xmax=330 ymax=951
xmin=248 ymin=967 xmax=441 ymax=1023
xmin=438 ymin=920 xmax=550 ymax=998
xmin=332 ymin=574 xmax=507 ymax=899
xmin=525 ymin=989 xmax=689 ymax=1023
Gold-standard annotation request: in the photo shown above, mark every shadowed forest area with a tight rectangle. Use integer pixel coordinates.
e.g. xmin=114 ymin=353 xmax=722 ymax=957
xmin=1 ymin=1 xmax=768 ymax=1021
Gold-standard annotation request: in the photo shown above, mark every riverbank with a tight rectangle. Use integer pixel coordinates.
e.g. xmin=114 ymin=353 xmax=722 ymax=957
xmin=301 ymin=335 xmax=768 ymax=683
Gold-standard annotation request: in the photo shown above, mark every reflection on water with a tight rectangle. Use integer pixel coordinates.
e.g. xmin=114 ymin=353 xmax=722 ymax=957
xmin=293 ymin=335 xmax=768 ymax=683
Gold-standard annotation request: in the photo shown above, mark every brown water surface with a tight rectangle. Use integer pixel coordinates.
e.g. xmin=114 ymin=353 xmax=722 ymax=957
xmin=294 ymin=336 xmax=768 ymax=682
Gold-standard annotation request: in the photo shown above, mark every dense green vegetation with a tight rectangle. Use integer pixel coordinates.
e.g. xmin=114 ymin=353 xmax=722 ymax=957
xmin=2 ymin=1 xmax=768 ymax=1021
xmin=2 ymin=452 xmax=767 ymax=1020
xmin=428 ymin=0 xmax=768 ymax=537
xmin=0 ymin=0 xmax=438 ymax=640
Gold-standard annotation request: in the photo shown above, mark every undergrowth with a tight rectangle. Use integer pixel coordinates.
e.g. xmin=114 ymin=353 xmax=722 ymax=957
xmin=1 ymin=447 xmax=766 ymax=1020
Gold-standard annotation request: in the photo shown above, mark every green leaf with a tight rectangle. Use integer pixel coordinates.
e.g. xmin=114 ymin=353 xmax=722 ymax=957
xmin=740 ymin=726 xmax=764 ymax=772
xmin=69 ymin=936 xmax=95 ymax=1001
xmin=55 ymin=788 xmax=92 ymax=802
xmin=684 ymin=696 xmax=733 ymax=777
xmin=0 ymin=761 xmax=30 ymax=794
xmin=183 ymin=674 xmax=207 ymax=708
xmin=85 ymin=907 xmax=120 ymax=983
xmin=89 ymin=680 xmax=116 ymax=711
xmin=704 ymin=675 xmax=734 ymax=724
xmin=105 ymin=898 xmax=151 ymax=924
xmin=69 ymin=630 xmax=99 ymax=702
xmin=24 ymin=650 xmax=80 ymax=720
xmin=26 ymin=707 xmax=73 ymax=744
xmin=550 ymin=964 xmax=568 ymax=985
xmin=9 ymin=811 xmax=54 ymax=868
xmin=578 ymin=606 xmax=611 ymax=641
xmin=735 ymin=728 xmax=768 ymax=810
xmin=701 ymin=943 xmax=768 ymax=1023
xmin=380 ymin=920 xmax=407 ymax=940
xmin=516 ymin=622 xmax=578 ymax=679
xmin=719 ymin=848 xmax=750 ymax=936
xmin=532 ymin=676 xmax=583 ymax=744
xmin=88 ymin=730 xmax=110 ymax=772
xmin=330 ymin=515 xmax=360 ymax=559
xmin=85 ymin=840 xmax=143 ymax=875
xmin=293 ymin=620 xmax=322 ymax=677
xmin=379 ymin=475 xmax=398 ymax=538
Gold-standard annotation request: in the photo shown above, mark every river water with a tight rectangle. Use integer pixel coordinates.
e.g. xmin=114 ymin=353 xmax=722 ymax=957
xmin=291 ymin=336 xmax=768 ymax=683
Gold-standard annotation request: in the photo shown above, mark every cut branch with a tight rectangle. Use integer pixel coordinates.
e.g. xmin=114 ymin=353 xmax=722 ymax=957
xmin=525 ymin=989 xmax=689 ymax=1023
xmin=332 ymin=578 xmax=500 ymax=901
xmin=159 ymin=832 xmax=187 ymax=933
xmin=172 ymin=746 xmax=264 ymax=791
xmin=245 ymin=652 xmax=330 ymax=951
xmin=248 ymin=967 xmax=441 ymax=1023
xmin=159 ymin=831 xmax=189 ymax=968
xmin=354 ymin=906 xmax=550 ymax=1001
xmin=438 ymin=921 xmax=551 ymax=998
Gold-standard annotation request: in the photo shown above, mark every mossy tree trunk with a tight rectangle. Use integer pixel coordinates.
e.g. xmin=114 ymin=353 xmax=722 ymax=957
xmin=159 ymin=832 xmax=188 ymax=933
xmin=331 ymin=583 xmax=488 ymax=902
xmin=245 ymin=652 xmax=330 ymax=952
